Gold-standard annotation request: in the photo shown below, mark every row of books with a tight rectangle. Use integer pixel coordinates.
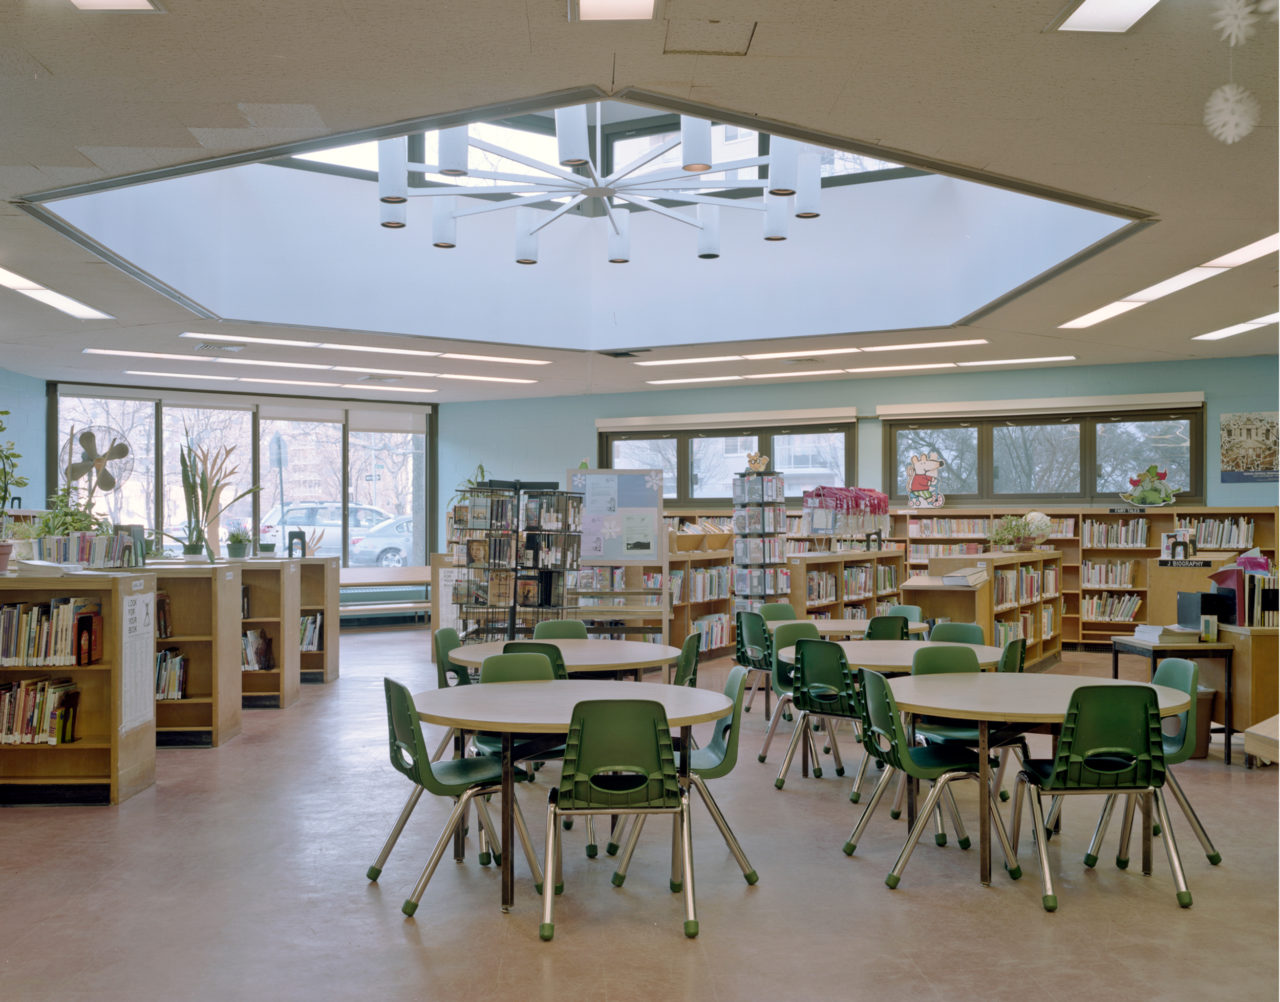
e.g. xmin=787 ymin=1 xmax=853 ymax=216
xmin=0 ymin=677 xmax=79 ymax=745
xmin=520 ymin=535 xmax=579 ymax=570
xmin=0 ymin=598 xmax=103 ymax=667
xmin=300 ymin=612 xmax=323 ymax=651
xmin=241 ymin=629 xmax=275 ymax=671
xmin=733 ymin=536 xmax=786 ymax=566
xmin=1082 ymin=559 xmax=1136 ymax=587
xmin=460 ymin=536 xmax=517 ymax=568
xmin=732 ymin=473 xmax=785 ymax=504
xmin=1177 ymin=515 xmax=1254 ymax=550
xmin=684 ymin=566 xmax=730 ymax=603
xmin=1080 ymin=591 xmax=1143 ymax=623
xmin=667 ymin=516 xmax=733 ymax=534
xmin=451 ymin=496 xmax=517 ymax=531
xmin=908 ymin=542 xmax=985 ymax=563
xmin=25 ymin=530 xmax=142 ymax=568
xmin=691 ymin=612 xmax=732 ymax=652
xmin=522 ymin=495 xmax=582 ymax=533
xmin=569 ymin=567 xmax=628 ymax=592
xmin=1242 ymin=573 xmax=1279 ymax=627
xmin=731 ymin=505 xmax=788 ymax=534
xmin=155 ymin=648 xmax=187 ymax=699
xmin=805 ymin=571 xmax=837 ymax=604
xmin=1082 ymin=518 xmax=1149 ymax=548
xmin=1132 ymin=623 xmax=1200 ymax=643
xmin=731 ymin=566 xmax=791 ymax=597
xmin=907 ymin=517 xmax=989 ymax=539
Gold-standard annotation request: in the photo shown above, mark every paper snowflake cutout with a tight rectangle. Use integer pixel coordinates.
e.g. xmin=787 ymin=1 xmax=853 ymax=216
xmin=1213 ymin=0 xmax=1259 ymax=46
xmin=600 ymin=517 xmax=621 ymax=539
xmin=571 ymin=473 xmax=585 ymax=492
xmin=1205 ymin=83 xmax=1261 ymax=144
xmin=644 ymin=472 xmax=662 ymax=492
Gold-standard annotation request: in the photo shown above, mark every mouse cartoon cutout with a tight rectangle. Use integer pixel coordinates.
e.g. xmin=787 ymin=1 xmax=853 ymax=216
xmin=906 ymin=452 xmax=945 ymax=508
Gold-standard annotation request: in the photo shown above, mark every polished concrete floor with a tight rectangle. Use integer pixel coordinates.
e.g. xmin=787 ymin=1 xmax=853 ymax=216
xmin=2 ymin=629 xmax=1276 ymax=1001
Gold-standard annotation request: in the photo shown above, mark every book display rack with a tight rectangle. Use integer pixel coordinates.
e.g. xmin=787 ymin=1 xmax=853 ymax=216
xmin=731 ymin=471 xmax=788 ymax=615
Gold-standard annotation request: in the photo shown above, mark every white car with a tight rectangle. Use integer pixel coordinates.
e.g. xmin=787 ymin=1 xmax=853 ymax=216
xmin=259 ymin=502 xmax=390 ymax=557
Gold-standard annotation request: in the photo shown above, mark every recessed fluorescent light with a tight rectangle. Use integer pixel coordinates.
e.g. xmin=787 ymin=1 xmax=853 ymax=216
xmin=333 ymin=366 xmax=437 ymax=377
xmin=859 ymin=339 xmax=989 ymax=352
xmin=843 ymin=363 xmax=957 ymax=374
xmin=15 ymin=288 xmax=113 ymax=320
xmin=1056 ymin=0 xmax=1161 ymax=33
xmin=1203 ymin=234 xmax=1280 ymax=267
xmin=439 ymin=352 xmax=551 ymax=365
xmin=1125 ymin=266 xmax=1226 ymax=303
xmin=645 ymin=375 xmax=745 ymax=385
xmin=323 ymin=343 xmax=441 ymax=357
xmin=742 ymin=347 xmax=862 ymax=361
xmin=70 ymin=0 xmax=159 ymax=10
xmin=436 ymin=373 xmax=537 ymax=384
xmin=744 ymin=370 xmax=846 ymax=379
xmin=124 ymin=370 xmax=236 ymax=382
xmin=214 ymin=358 xmax=334 ymax=371
xmin=1191 ymin=313 xmax=1279 ymax=341
xmin=635 ymin=355 xmax=745 ymax=367
xmin=956 ymin=356 xmax=1076 ymax=366
xmin=84 ymin=348 xmax=203 ymax=362
xmin=0 ymin=267 xmax=42 ymax=290
xmin=1059 ymin=301 xmax=1145 ymax=329
xmin=573 ymin=0 xmax=655 ymax=20
xmin=181 ymin=332 xmax=317 ymax=349
xmin=339 ymin=384 xmax=438 ymax=394
xmin=240 ymin=378 xmax=342 ymax=388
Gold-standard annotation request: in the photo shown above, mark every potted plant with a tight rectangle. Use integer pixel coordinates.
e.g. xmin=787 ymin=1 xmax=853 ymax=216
xmin=257 ymin=534 xmax=276 ymax=555
xmin=988 ymin=511 xmax=1052 ymax=551
xmin=172 ymin=437 xmax=260 ymax=561
xmin=0 ymin=409 xmax=30 ymax=511
xmin=225 ymin=526 xmax=251 ymax=559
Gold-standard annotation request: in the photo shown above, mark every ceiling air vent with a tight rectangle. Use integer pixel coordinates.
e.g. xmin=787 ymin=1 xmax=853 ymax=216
xmin=598 ymin=349 xmax=651 ymax=358
xmin=194 ymin=341 xmax=245 ymax=353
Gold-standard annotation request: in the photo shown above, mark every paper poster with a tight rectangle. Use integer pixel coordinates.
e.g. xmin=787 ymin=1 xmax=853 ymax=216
xmin=1220 ymin=411 xmax=1278 ymax=483
xmin=571 ymin=468 xmax=662 ymax=562
xmin=120 ymin=588 xmax=156 ymax=733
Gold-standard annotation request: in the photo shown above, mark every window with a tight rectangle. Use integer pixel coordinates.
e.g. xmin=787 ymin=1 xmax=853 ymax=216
xmin=162 ymin=405 xmax=253 ymax=555
xmin=691 ymin=435 xmax=758 ymax=499
xmin=348 ymin=429 xmax=427 ymax=566
xmin=884 ymin=408 xmax=1203 ymax=504
xmin=773 ymin=431 xmax=845 ymax=496
xmin=611 ymin=437 xmax=677 ymax=498
xmin=57 ymin=394 xmax=156 ymax=531
xmin=259 ymin=419 xmax=344 ymax=557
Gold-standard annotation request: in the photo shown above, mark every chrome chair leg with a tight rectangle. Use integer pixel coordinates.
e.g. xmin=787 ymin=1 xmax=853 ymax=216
xmin=430 ymin=726 xmax=459 ymax=763
xmin=804 ymin=724 xmax=824 ymax=777
xmin=940 ymin=783 xmax=971 ymax=849
xmin=1025 ymin=784 xmax=1058 ymax=912
xmin=689 ymin=775 xmax=758 ymax=884
xmin=1084 ymin=793 xmax=1119 ymax=868
xmin=848 ymin=746 xmax=872 ymax=803
xmin=1115 ymin=792 xmax=1139 ymax=869
xmin=756 ymin=694 xmax=794 ymax=762
xmin=612 ymin=815 xmax=647 ymax=886
xmin=539 ymin=797 xmax=559 ymax=940
xmin=679 ymin=794 xmax=698 ymax=938
xmin=367 ymin=784 xmax=425 ymax=881
xmin=842 ymin=764 xmax=898 ymax=855
xmin=1154 ymin=789 xmax=1193 ymax=908
xmin=886 ymin=774 xmax=954 ymax=888
xmin=474 ymin=795 xmax=502 ymax=866
xmin=403 ymin=786 xmax=485 ymax=916
xmin=1164 ymin=769 xmax=1223 ymax=864
xmin=669 ymin=813 xmax=682 ymax=892
xmin=511 ymin=792 xmax=544 ymax=893
xmin=824 ymin=718 xmax=845 ymax=776
xmin=889 ymin=768 xmax=907 ymax=819
xmin=774 ymin=710 xmax=809 ymax=788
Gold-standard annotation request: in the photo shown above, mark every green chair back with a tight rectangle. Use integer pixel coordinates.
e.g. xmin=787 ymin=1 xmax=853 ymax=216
xmin=864 ymin=615 xmax=908 ymax=640
xmin=557 ymin=700 xmax=681 ymax=809
xmin=533 ymin=619 xmax=588 ymax=640
xmin=772 ymin=621 xmax=820 ymax=694
xmin=673 ymin=632 xmax=701 ymax=687
xmin=479 ymin=651 xmax=555 ymax=683
xmin=1041 ymin=685 xmax=1166 ymax=791
xmin=858 ymin=669 xmax=914 ymax=775
xmin=1151 ymin=657 xmax=1198 ymax=766
xmin=503 ymin=640 xmax=568 ymax=680
xmin=998 ymin=637 xmax=1027 ymax=673
xmin=433 ymin=627 xmax=469 ymax=687
xmin=735 ymin=611 xmax=772 ymax=671
xmin=928 ymin=622 xmax=985 ymax=644
xmin=887 ymin=604 xmax=922 ymax=622
xmin=793 ymin=638 xmax=857 ymax=717
xmin=911 ymin=644 xmax=981 ymax=676
xmin=759 ymin=602 xmax=798 ymax=622
xmin=687 ymin=666 xmax=748 ymax=780
xmin=383 ymin=677 xmax=490 ymax=798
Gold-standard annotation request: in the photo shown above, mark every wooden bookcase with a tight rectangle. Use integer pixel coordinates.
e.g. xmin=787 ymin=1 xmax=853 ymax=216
xmin=671 ymin=537 xmax=734 ymax=654
xmin=239 ymin=559 xmax=301 ymax=709
xmin=0 ymin=573 xmax=156 ymax=805
xmin=569 ymin=558 xmax=669 ymax=645
xmin=299 ymin=557 xmax=340 ymax=684
xmin=906 ymin=551 xmax=1064 ymax=667
xmin=152 ymin=563 xmax=242 ymax=747
xmin=784 ymin=549 xmax=907 ymax=620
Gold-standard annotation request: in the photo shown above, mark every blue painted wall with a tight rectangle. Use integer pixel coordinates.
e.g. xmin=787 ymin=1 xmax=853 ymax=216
xmin=438 ymin=355 xmax=1279 ymax=538
xmin=0 ymin=367 xmax=46 ymax=509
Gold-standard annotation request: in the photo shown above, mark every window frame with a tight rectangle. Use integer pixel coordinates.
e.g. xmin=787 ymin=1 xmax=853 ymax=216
xmin=882 ymin=407 xmax=1204 ymax=506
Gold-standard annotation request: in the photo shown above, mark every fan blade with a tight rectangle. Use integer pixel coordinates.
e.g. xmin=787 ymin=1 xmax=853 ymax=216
xmin=67 ymin=460 xmax=95 ymax=481
xmin=97 ymin=468 xmax=117 ymax=492
xmin=78 ymin=430 xmax=100 ymax=457
xmin=103 ymin=442 xmax=130 ymax=461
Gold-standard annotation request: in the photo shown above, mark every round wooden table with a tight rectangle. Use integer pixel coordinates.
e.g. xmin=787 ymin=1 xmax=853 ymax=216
xmin=449 ymin=638 xmax=682 ymax=682
xmin=766 ymin=617 xmax=929 ymax=638
xmin=886 ymin=672 xmax=1191 ymax=885
xmin=414 ymin=679 xmax=731 ymax=910
xmin=777 ymin=639 xmax=1005 ymax=672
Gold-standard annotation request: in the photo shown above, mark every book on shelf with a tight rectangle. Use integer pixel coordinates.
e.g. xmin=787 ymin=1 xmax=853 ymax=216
xmin=241 ymin=629 xmax=275 ymax=671
xmin=156 ymin=591 xmax=172 ymax=639
xmin=0 ymin=676 xmax=78 ymax=745
xmin=941 ymin=565 xmax=989 ymax=586
xmin=155 ymin=647 xmax=187 ymax=700
xmin=1132 ymin=623 xmax=1200 ymax=644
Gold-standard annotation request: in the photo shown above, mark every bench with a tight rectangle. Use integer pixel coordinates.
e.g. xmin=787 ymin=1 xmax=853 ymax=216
xmin=339 ymin=566 xmax=431 ymax=625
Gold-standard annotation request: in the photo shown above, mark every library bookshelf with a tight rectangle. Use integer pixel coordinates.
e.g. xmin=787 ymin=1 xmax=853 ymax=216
xmin=784 ymin=549 xmax=907 ymax=620
xmin=1 ymin=573 xmax=156 ymax=805
xmin=569 ymin=557 xmax=669 ymax=645
xmin=152 ymin=562 xmax=242 ymax=747
xmin=240 ymin=559 xmax=301 ymax=709
xmin=299 ymin=557 xmax=340 ymax=683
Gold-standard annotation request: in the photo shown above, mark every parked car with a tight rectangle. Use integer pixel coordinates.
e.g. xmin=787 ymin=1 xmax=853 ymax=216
xmin=349 ymin=515 xmax=414 ymax=567
xmin=259 ymin=502 xmax=390 ymax=557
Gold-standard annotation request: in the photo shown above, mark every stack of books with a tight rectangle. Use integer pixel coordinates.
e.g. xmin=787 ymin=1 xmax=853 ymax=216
xmin=1132 ymin=623 xmax=1200 ymax=644
xmin=941 ymin=565 xmax=989 ymax=586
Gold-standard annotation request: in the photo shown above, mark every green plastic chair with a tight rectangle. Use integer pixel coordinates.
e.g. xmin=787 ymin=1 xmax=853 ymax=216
xmin=736 ymin=610 xmax=774 ymax=716
xmin=1101 ymin=658 xmax=1221 ymax=869
xmin=886 ymin=604 xmax=922 ymax=622
xmin=672 ymin=632 xmax=701 ymax=688
xmin=540 ymin=699 xmax=696 ymax=941
xmin=474 ymin=653 xmax=564 ymax=762
xmin=503 ymin=640 xmax=569 ymax=680
xmin=532 ymin=619 xmax=588 ymax=640
xmin=429 ymin=627 xmax=470 ymax=761
xmin=841 ymin=669 xmax=1021 ymax=889
xmin=775 ymin=638 xmax=859 ymax=789
xmin=864 ymin=615 xmax=908 ymax=640
xmin=992 ymin=638 xmax=1030 ymax=800
xmin=1010 ymin=684 xmax=1191 ymax=912
xmin=607 ymin=666 xmax=759 ymax=886
xmin=757 ymin=620 xmax=820 ymax=763
xmin=366 ymin=678 xmax=542 ymax=915
xmin=759 ymin=602 xmax=798 ymax=621
xmin=928 ymin=621 xmax=985 ymax=644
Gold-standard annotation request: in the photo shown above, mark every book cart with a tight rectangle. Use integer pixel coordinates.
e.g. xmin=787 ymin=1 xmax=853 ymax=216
xmin=1 ymin=572 xmax=156 ymax=805
xmin=239 ymin=559 xmax=301 ymax=708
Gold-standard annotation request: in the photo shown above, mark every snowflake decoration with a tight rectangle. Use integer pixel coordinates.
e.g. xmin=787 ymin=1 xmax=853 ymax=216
xmin=1205 ymin=83 xmax=1261 ymax=144
xmin=644 ymin=472 xmax=662 ymax=492
xmin=571 ymin=473 xmax=585 ymax=492
xmin=600 ymin=517 xmax=621 ymax=539
xmin=1258 ymin=0 xmax=1279 ymax=23
xmin=1213 ymin=0 xmax=1259 ymax=46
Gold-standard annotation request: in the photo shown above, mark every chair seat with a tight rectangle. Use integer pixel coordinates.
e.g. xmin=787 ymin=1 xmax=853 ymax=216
xmin=429 ymin=752 xmax=521 ymax=792
xmin=905 ymin=742 xmax=980 ymax=778
xmin=1022 ymin=754 xmax=1145 ymax=789
xmin=472 ymin=732 xmax=566 ymax=762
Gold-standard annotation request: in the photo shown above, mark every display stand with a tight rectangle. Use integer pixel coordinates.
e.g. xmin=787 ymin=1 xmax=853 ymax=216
xmin=731 ymin=470 xmax=788 ymax=615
